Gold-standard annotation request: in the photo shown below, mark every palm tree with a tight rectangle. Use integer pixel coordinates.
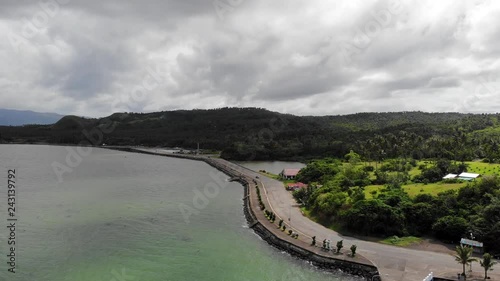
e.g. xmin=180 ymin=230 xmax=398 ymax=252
xmin=455 ymin=245 xmax=477 ymax=277
xmin=480 ymin=253 xmax=497 ymax=280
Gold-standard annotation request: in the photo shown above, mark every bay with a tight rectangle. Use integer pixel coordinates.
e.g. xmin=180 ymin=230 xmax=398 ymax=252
xmin=0 ymin=145 xmax=358 ymax=281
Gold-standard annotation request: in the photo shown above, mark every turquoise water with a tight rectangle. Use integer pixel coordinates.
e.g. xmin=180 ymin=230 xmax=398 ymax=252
xmin=0 ymin=145 xmax=358 ymax=281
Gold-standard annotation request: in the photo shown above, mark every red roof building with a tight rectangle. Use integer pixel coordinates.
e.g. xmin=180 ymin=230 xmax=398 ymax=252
xmin=286 ymin=182 xmax=308 ymax=191
xmin=279 ymin=168 xmax=301 ymax=180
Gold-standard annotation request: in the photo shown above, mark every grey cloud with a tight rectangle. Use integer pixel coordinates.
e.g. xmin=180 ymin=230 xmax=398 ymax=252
xmin=1 ymin=0 xmax=500 ymax=117
xmin=427 ymin=77 xmax=461 ymax=88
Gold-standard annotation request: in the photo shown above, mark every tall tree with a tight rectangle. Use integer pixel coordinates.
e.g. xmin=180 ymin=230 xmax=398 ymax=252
xmin=454 ymin=245 xmax=476 ymax=277
xmin=480 ymin=253 xmax=496 ymax=280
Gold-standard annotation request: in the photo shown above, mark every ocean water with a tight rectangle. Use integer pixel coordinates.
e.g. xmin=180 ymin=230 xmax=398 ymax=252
xmin=0 ymin=145 xmax=358 ymax=281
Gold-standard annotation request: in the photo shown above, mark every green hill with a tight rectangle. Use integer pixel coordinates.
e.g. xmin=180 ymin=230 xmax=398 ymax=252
xmin=1 ymin=108 xmax=500 ymax=161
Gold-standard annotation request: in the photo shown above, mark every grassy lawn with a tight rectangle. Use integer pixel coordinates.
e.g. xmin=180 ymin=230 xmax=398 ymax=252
xmin=259 ymin=171 xmax=280 ymax=180
xmin=380 ymin=236 xmax=422 ymax=247
xmin=365 ymin=182 xmax=466 ymax=198
xmin=403 ymin=182 xmax=466 ymax=197
xmin=465 ymin=161 xmax=500 ymax=176
xmin=361 ymin=159 xmax=500 ymax=199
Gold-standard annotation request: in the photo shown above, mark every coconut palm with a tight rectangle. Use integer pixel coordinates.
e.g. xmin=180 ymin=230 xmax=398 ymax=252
xmin=455 ymin=245 xmax=477 ymax=277
xmin=480 ymin=253 xmax=497 ymax=280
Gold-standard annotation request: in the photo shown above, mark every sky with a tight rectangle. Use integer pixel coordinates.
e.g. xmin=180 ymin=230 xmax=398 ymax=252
xmin=0 ymin=0 xmax=499 ymax=117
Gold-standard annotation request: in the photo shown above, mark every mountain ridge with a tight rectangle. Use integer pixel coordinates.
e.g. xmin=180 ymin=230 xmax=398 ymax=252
xmin=0 ymin=108 xmax=64 ymax=126
xmin=1 ymin=107 xmax=498 ymax=161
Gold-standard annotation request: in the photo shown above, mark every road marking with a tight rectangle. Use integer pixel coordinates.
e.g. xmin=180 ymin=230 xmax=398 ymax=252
xmin=259 ymin=181 xmax=312 ymax=239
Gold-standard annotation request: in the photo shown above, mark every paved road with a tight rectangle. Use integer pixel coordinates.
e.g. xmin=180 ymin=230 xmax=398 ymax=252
xmin=130 ymin=148 xmax=493 ymax=281
xmin=213 ymin=158 xmax=476 ymax=281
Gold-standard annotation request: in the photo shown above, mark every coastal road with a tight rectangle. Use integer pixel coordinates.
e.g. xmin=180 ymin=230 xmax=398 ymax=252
xmin=212 ymin=158 xmax=490 ymax=281
xmin=130 ymin=148 xmax=491 ymax=281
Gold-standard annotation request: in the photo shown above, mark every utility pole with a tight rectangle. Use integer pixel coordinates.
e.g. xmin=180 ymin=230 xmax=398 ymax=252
xmin=469 ymin=232 xmax=475 ymax=272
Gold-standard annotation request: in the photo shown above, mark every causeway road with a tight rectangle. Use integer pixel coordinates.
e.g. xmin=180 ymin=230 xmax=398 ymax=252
xmin=130 ymin=148 xmax=496 ymax=281
xmin=210 ymin=157 xmax=495 ymax=281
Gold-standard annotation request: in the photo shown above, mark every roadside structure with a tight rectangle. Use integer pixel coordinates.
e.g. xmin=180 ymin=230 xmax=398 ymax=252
xmin=279 ymin=168 xmax=301 ymax=180
xmin=460 ymin=238 xmax=484 ymax=254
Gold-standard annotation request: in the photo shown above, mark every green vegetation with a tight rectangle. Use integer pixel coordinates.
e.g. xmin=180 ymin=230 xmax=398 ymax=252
xmin=7 ymin=108 xmax=500 ymax=253
xmin=455 ymin=245 xmax=476 ymax=277
xmin=365 ymin=183 xmax=466 ymax=199
xmin=350 ymin=245 xmax=357 ymax=257
xmin=480 ymin=253 xmax=497 ymax=280
xmin=258 ymin=170 xmax=280 ymax=180
xmin=5 ymin=108 xmax=500 ymax=163
xmin=380 ymin=236 xmax=422 ymax=247
xmin=336 ymin=240 xmax=343 ymax=254
xmin=293 ymin=153 xmax=500 ymax=253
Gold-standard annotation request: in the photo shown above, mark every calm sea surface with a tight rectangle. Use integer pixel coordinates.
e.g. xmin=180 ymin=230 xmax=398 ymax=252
xmin=0 ymin=145 xmax=358 ymax=281
xmin=236 ymin=161 xmax=306 ymax=175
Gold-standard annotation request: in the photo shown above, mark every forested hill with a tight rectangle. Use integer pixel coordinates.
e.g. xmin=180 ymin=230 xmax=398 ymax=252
xmin=1 ymin=107 xmax=499 ymax=161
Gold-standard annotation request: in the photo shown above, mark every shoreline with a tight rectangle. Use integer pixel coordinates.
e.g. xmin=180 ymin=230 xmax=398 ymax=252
xmin=106 ymin=146 xmax=381 ymax=280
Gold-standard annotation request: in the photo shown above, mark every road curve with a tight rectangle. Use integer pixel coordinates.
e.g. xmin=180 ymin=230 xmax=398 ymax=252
xmin=126 ymin=148 xmax=489 ymax=281
xmin=212 ymin=158 xmax=464 ymax=281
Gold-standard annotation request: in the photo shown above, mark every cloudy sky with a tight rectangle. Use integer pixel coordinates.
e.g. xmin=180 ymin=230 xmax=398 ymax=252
xmin=0 ymin=0 xmax=499 ymax=117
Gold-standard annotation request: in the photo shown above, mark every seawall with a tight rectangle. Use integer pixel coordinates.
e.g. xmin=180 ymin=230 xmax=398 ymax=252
xmin=107 ymin=147 xmax=380 ymax=280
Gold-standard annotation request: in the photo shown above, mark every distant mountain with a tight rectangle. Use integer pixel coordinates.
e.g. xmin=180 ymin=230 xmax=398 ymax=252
xmin=0 ymin=108 xmax=64 ymax=126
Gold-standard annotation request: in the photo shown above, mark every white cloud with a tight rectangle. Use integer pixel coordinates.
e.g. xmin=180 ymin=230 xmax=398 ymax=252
xmin=0 ymin=0 xmax=499 ymax=117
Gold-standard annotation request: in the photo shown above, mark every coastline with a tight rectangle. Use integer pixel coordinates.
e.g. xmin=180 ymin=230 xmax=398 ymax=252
xmin=106 ymin=146 xmax=380 ymax=280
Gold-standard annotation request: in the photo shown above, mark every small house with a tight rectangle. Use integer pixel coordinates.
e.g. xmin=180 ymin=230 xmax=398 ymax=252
xmin=457 ymin=172 xmax=481 ymax=181
xmin=279 ymin=168 xmax=301 ymax=180
xmin=443 ymin=174 xmax=458 ymax=180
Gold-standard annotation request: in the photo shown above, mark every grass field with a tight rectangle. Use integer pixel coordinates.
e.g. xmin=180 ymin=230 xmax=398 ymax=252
xmin=364 ymin=182 xmax=466 ymax=199
xmin=465 ymin=161 xmax=500 ymax=176
xmin=380 ymin=236 xmax=422 ymax=247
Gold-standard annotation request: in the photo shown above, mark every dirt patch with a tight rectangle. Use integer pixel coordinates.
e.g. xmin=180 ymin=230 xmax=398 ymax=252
xmin=406 ymin=238 xmax=455 ymax=254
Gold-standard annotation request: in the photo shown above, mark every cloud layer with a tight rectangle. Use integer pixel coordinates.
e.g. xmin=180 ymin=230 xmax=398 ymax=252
xmin=1 ymin=0 xmax=499 ymax=117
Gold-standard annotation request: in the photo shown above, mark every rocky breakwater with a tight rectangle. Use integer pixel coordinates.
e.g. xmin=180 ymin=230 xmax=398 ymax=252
xmin=105 ymin=147 xmax=381 ymax=280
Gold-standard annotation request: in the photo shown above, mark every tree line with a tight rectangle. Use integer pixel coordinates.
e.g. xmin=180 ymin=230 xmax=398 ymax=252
xmin=3 ymin=108 xmax=500 ymax=164
xmin=293 ymin=153 xmax=500 ymax=254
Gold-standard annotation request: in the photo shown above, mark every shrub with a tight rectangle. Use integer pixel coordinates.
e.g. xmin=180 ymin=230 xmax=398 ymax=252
xmin=432 ymin=216 xmax=468 ymax=242
xmin=336 ymin=240 xmax=344 ymax=253
xmin=350 ymin=245 xmax=357 ymax=257
xmin=363 ymin=165 xmax=375 ymax=172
